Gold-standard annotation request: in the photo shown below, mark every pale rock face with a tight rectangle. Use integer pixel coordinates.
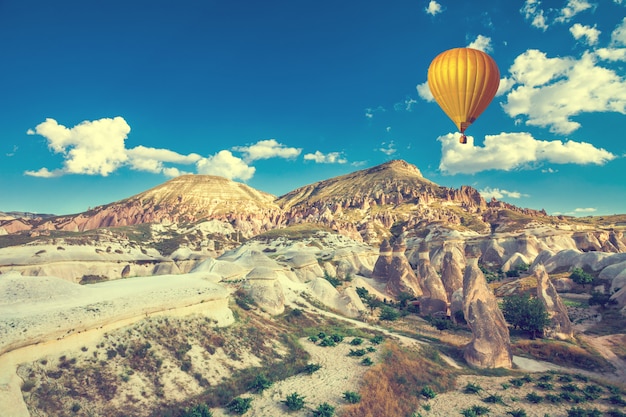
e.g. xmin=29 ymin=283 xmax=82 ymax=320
xmin=440 ymin=247 xmax=465 ymax=300
xmin=501 ymin=252 xmax=531 ymax=273
xmin=372 ymin=239 xmax=392 ymax=281
xmin=417 ymin=247 xmax=448 ymax=315
xmin=533 ymin=264 xmax=574 ymax=340
xmin=243 ymin=267 xmax=285 ymax=315
xmin=384 ymin=239 xmax=423 ymax=297
xmin=462 ymin=257 xmax=513 ymax=369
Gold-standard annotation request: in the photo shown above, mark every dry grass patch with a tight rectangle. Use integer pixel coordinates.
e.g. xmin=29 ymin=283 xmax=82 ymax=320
xmin=340 ymin=342 xmax=457 ymax=417
xmin=512 ymin=338 xmax=613 ymax=373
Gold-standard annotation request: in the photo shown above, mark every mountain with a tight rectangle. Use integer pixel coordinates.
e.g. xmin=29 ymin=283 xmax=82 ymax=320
xmin=0 ymin=160 xmax=620 ymax=247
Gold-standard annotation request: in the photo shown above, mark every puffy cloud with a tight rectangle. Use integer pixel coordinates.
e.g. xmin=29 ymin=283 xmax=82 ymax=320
xmin=438 ymin=132 xmax=616 ymax=175
xmin=595 ymin=47 xmax=626 ymax=61
xmin=611 ymin=17 xmax=626 ymax=46
xmin=479 ymin=187 xmax=528 ymax=200
xmin=196 ymin=150 xmax=255 ymax=180
xmin=26 ymin=117 xmax=130 ymax=176
xmin=126 ymin=146 xmax=202 ymax=174
xmin=232 ymin=139 xmax=301 ymax=162
xmin=570 ymin=23 xmax=601 ymax=45
xmin=425 ymin=0 xmax=443 ymax=16
xmin=416 ymin=81 xmax=434 ymax=101
xmin=502 ymin=50 xmax=626 ymax=134
xmin=556 ymin=0 xmax=594 ymax=23
xmin=467 ymin=35 xmax=493 ymax=53
xmin=25 ymin=117 xmax=296 ymax=182
xmin=521 ymin=0 xmax=548 ymax=31
xmin=24 ymin=167 xmax=61 ymax=178
xmin=303 ymin=151 xmax=347 ymax=164
xmin=378 ymin=141 xmax=397 ymax=156
xmin=521 ymin=0 xmax=593 ymax=29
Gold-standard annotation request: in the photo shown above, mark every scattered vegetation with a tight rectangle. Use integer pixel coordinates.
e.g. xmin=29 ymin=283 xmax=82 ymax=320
xmin=282 ymin=392 xmax=306 ymax=411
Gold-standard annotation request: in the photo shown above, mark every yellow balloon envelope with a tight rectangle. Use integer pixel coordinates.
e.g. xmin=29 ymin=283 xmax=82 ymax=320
xmin=427 ymin=48 xmax=500 ymax=143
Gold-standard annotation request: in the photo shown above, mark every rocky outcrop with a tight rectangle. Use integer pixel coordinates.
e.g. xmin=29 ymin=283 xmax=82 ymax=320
xmin=439 ymin=243 xmax=465 ymax=300
xmin=386 ymin=238 xmax=423 ymax=297
xmin=416 ymin=242 xmax=448 ymax=315
xmin=533 ymin=264 xmax=574 ymax=340
xmin=243 ymin=267 xmax=285 ymax=315
xmin=462 ymin=248 xmax=513 ymax=369
xmin=372 ymin=240 xmax=392 ymax=280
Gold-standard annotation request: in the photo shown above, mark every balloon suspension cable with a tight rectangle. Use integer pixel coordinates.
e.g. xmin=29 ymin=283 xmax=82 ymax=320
xmin=459 ymin=134 xmax=467 ymax=144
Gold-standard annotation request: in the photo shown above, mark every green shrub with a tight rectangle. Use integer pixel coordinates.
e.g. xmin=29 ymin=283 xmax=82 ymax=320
xmin=370 ymin=335 xmax=384 ymax=344
xmin=421 ymin=386 xmax=436 ymax=399
xmin=227 ymin=397 xmax=252 ymax=415
xmin=569 ymin=268 xmax=593 ymax=287
xmin=606 ymin=409 xmax=626 ymax=417
xmin=249 ymin=374 xmax=272 ymax=392
xmin=350 ymin=338 xmax=363 ymax=346
xmin=348 ymin=348 xmax=367 ymax=357
xmin=545 ymin=393 xmax=563 ymax=403
xmin=312 ymin=402 xmax=335 ymax=417
xmin=501 ymin=293 xmax=549 ymax=339
xmin=506 ymin=410 xmax=528 ymax=417
xmin=343 ymin=391 xmax=362 ymax=403
xmin=463 ymin=382 xmax=483 ymax=394
xmin=379 ymin=306 xmax=400 ymax=321
xmin=282 ymin=392 xmax=306 ymax=411
xmin=303 ymin=363 xmax=321 ymax=374
xmin=483 ymin=393 xmax=504 ymax=404
xmin=608 ymin=394 xmax=626 ymax=406
xmin=567 ymin=406 xmax=602 ymax=417
xmin=525 ymin=391 xmax=543 ymax=403
xmin=536 ymin=381 xmax=553 ymax=390
xmin=361 ymin=357 xmax=374 ymax=366
xmin=181 ymin=404 xmax=212 ymax=417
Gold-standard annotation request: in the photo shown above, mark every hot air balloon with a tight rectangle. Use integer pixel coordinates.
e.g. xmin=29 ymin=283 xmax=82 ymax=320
xmin=427 ymin=48 xmax=500 ymax=144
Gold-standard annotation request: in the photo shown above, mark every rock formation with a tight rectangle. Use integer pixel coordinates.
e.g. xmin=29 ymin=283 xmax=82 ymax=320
xmin=372 ymin=239 xmax=392 ymax=280
xmin=243 ymin=267 xmax=285 ymax=315
xmin=439 ymin=243 xmax=465 ymax=300
xmin=385 ymin=238 xmax=423 ymax=297
xmin=533 ymin=264 xmax=574 ymax=340
xmin=416 ymin=242 xmax=448 ymax=315
xmin=462 ymin=247 xmax=513 ymax=369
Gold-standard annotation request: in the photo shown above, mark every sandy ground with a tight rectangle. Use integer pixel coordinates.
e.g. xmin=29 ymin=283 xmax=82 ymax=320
xmin=0 ymin=272 xmax=234 ymax=417
xmin=209 ymin=338 xmax=383 ymax=417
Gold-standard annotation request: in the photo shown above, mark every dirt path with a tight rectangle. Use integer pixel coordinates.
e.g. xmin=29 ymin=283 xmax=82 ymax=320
xmin=578 ymin=333 xmax=626 ymax=383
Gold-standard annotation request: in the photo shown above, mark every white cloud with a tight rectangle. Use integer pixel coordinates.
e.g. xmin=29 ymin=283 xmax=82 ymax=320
xmin=521 ymin=0 xmax=548 ymax=31
xmin=416 ymin=81 xmax=434 ymax=101
xmin=232 ymin=139 xmax=301 ymax=162
xmin=394 ymin=97 xmax=418 ymax=111
xmin=25 ymin=117 xmax=296 ymax=182
xmin=502 ymin=50 xmax=626 ymax=134
xmin=378 ymin=141 xmax=397 ymax=156
xmin=196 ymin=150 xmax=255 ymax=180
xmin=611 ymin=17 xmax=626 ymax=46
xmin=479 ymin=187 xmax=528 ymax=200
xmin=303 ymin=151 xmax=347 ymax=164
xmin=570 ymin=23 xmax=601 ymax=45
xmin=467 ymin=35 xmax=493 ymax=53
xmin=26 ymin=117 xmax=130 ymax=176
xmin=556 ymin=0 xmax=594 ymax=23
xmin=574 ymin=207 xmax=597 ymax=213
xmin=24 ymin=167 xmax=61 ymax=178
xmin=425 ymin=0 xmax=443 ymax=16
xmin=365 ymin=106 xmax=386 ymax=119
xmin=595 ymin=47 xmax=626 ymax=61
xmin=438 ymin=132 xmax=616 ymax=175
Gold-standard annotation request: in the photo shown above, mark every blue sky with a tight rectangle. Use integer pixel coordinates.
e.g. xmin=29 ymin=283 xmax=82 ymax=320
xmin=1 ymin=0 xmax=625 ymax=216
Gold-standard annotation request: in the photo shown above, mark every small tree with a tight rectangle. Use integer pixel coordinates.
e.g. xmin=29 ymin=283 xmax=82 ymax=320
xmin=379 ymin=306 xmax=400 ymax=321
xmin=501 ymin=293 xmax=550 ymax=339
xmin=569 ymin=268 xmax=594 ymax=288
